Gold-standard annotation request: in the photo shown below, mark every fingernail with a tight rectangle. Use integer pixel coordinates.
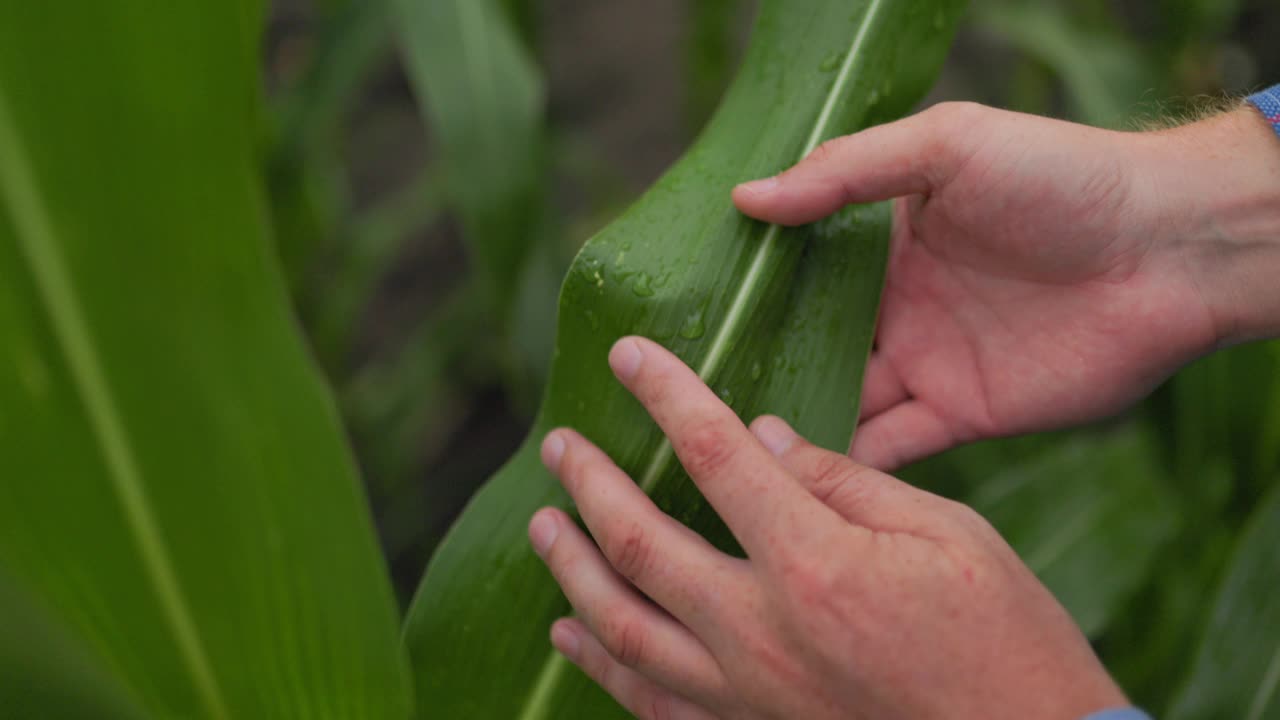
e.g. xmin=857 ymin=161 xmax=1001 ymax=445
xmin=737 ymin=176 xmax=779 ymax=194
xmin=753 ymin=415 xmax=798 ymax=456
xmin=529 ymin=510 xmax=559 ymax=557
xmin=609 ymin=338 xmax=643 ymax=381
xmin=541 ymin=431 xmax=566 ymax=471
xmin=550 ymin=619 xmax=581 ymax=660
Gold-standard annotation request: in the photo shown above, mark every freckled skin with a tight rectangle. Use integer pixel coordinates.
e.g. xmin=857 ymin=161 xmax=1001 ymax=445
xmin=527 ymin=104 xmax=1280 ymax=720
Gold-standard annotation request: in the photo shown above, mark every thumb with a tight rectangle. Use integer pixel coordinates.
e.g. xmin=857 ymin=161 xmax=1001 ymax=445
xmin=731 ymin=102 xmax=979 ymax=226
xmin=748 ymin=415 xmax=955 ymax=535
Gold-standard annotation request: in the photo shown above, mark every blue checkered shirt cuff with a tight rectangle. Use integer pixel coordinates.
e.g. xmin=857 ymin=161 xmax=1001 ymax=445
xmin=1082 ymin=709 xmax=1152 ymax=720
xmin=1247 ymin=83 xmax=1280 ymax=139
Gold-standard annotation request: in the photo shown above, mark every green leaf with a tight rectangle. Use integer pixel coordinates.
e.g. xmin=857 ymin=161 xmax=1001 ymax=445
xmin=401 ymin=0 xmax=967 ymax=716
xmin=1168 ymin=484 xmax=1280 ymax=720
xmin=684 ymin=0 xmax=750 ymax=131
xmin=268 ymin=0 xmax=396 ymax=298
xmin=974 ymin=0 xmax=1156 ymax=127
xmin=390 ymin=0 xmax=547 ymax=314
xmin=0 ymin=4 xmax=410 ymax=718
xmin=968 ymin=427 xmax=1179 ymax=636
xmin=0 ymin=571 xmax=145 ymax=719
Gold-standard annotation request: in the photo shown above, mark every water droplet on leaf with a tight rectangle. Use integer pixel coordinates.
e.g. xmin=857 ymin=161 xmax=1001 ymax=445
xmin=632 ymin=272 xmax=655 ymax=297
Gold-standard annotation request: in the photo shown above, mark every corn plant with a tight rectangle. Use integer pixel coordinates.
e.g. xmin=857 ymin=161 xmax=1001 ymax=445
xmin=4 ymin=0 xmax=1280 ymax=718
xmin=399 ymin=0 xmax=968 ymax=714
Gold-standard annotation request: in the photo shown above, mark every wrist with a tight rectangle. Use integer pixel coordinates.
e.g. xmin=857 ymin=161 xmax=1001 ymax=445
xmin=1136 ymin=105 xmax=1280 ymax=349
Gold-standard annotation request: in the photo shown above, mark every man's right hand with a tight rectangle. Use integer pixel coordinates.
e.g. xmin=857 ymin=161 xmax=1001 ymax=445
xmin=734 ymin=102 xmax=1280 ymax=470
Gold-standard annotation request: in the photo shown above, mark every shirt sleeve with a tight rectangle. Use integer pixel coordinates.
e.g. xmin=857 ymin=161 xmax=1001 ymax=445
xmin=1082 ymin=709 xmax=1153 ymax=720
xmin=1247 ymin=84 xmax=1280 ymax=139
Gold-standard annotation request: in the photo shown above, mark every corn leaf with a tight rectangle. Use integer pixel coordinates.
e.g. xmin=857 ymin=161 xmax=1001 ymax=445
xmin=0 ymin=571 xmax=145 ymax=719
xmin=401 ymin=1 xmax=967 ymax=716
xmin=968 ymin=427 xmax=1179 ymax=636
xmin=390 ymin=0 xmax=547 ymax=315
xmin=974 ymin=0 xmax=1156 ymax=127
xmin=0 ymin=4 xmax=410 ymax=717
xmin=1167 ymin=484 xmax=1280 ymax=720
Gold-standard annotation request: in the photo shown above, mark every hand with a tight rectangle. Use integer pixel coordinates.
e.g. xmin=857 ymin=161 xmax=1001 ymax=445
xmin=734 ymin=102 xmax=1280 ymax=469
xmin=529 ymin=336 xmax=1127 ymax=720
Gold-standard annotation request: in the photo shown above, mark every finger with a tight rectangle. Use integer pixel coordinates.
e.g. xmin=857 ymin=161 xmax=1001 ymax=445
xmin=732 ymin=103 xmax=978 ymax=225
xmin=609 ymin=336 xmax=842 ymax=559
xmin=858 ymin=353 xmax=909 ymax=422
xmin=849 ymin=400 xmax=968 ymax=471
xmin=750 ymin=415 xmax=955 ymax=535
xmin=551 ymin=618 xmax=720 ymax=720
xmin=541 ymin=429 xmax=746 ymax=631
xmin=530 ymin=508 xmax=731 ymax=705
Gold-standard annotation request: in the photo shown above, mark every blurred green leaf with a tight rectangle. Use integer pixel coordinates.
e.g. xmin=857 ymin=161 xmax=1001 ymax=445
xmin=1169 ymin=342 xmax=1280 ymax=509
xmin=391 ymin=0 xmax=547 ymax=315
xmin=969 ymin=427 xmax=1179 ymax=636
xmin=342 ymin=282 xmax=494 ymax=494
xmin=1168 ymin=484 xmax=1280 ymax=720
xmin=684 ymin=0 xmax=748 ymax=131
xmin=974 ymin=0 xmax=1157 ymax=126
xmin=269 ymin=0 xmax=395 ymax=291
xmin=0 ymin=3 xmax=410 ymax=717
xmin=308 ymin=169 xmax=446 ymax=368
xmin=400 ymin=0 xmax=967 ymax=716
xmin=0 ymin=572 xmax=145 ymax=719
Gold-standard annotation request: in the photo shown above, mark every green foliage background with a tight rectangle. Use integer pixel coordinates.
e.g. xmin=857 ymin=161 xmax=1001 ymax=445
xmin=265 ymin=0 xmax=1280 ymax=715
xmin=1 ymin=0 xmax=1278 ymax=715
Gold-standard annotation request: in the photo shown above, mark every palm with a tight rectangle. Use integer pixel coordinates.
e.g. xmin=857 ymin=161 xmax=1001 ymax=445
xmin=852 ymin=118 xmax=1217 ymax=469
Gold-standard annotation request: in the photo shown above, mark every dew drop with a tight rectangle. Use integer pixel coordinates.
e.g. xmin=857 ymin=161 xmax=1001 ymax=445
xmin=750 ymin=361 xmax=763 ymax=382
xmin=819 ymin=51 xmax=844 ymax=72
xmin=632 ymin=272 xmax=655 ymax=297
xmin=680 ymin=315 xmax=705 ymax=340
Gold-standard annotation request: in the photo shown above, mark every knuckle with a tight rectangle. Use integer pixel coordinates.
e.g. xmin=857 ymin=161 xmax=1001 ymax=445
xmin=726 ymin=630 xmax=804 ymax=702
xmin=928 ymin=100 xmax=984 ymax=127
xmin=584 ymin=644 xmax=616 ymax=689
xmin=947 ymin=500 xmax=998 ymax=539
xmin=777 ymin=555 xmax=839 ymax=609
xmin=676 ymin=420 xmax=736 ymax=479
xmin=921 ymin=101 xmax=982 ymax=165
xmin=807 ymin=136 xmax=850 ymax=167
xmin=543 ymin=537 xmax=580 ymax=586
xmin=559 ymin=447 xmax=592 ymax=493
xmin=600 ymin=612 xmax=650 ymax=668
xmin=603 ymin=521 xmax=657 ymax=583
xmin=641 ymin=692 xmax=676 ymax=720
xmin=808 ymin=455 xmax=879 ymax=510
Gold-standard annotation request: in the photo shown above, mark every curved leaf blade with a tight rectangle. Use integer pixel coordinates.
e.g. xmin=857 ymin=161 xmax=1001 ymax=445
xmin=1168 ymin=485 xmax=1280 ymax=720
xmin=968 ymin=427 xmax=1180 ymax=636
xmin=401 ymin=1 xmax=967 ymax=716
xmin=0 ymin=4 xmax=410 ymax=717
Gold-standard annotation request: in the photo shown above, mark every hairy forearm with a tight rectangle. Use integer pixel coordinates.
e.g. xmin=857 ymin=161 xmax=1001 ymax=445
xmin=1138 ymin=106 xmax=1280 ymax=348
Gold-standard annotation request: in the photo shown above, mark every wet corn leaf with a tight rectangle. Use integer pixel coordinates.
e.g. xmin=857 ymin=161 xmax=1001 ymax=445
xmin=0 ymin=3 xmax=410 ymax=717
xmin=400 ymin=0 xmax=967 ymax=716
xmin=1168 ymin=484 xmax=1280 ymax=720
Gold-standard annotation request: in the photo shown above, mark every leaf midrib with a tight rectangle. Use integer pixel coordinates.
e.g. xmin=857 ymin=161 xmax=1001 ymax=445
xmin=0 ymin=92 xmax=229 ymax=719
xmin=515 ymin=1 xmax=889 ymax=716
